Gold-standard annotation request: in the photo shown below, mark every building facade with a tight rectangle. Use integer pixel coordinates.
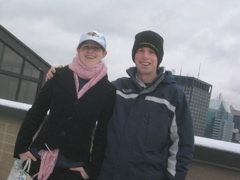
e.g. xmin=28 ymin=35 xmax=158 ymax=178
xmin=205 ymin=96 xmax=234 ymax=142
xmin=0 ymin=25 xmax=51 ymax=105
xmin=230 ymin=105 xmax=240 ymax=143
xmin=174 ymin=75 xmax=212 ymax=137
xmin=0 ymin=25 xmax=51 ymax=178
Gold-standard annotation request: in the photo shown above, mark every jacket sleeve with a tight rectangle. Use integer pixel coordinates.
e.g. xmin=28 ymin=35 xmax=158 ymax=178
xmin=83 ymin=90 xmax=116 ymax=179
xmin=167 ymin=90 xmax=194 ymax=180
xmin=14 ymin=78 xmax=53 ymax=158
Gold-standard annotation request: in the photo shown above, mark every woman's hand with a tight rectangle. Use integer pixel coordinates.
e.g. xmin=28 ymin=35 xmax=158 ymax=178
xmin=19 ymin=151 xmax=37 ymax=162
xmin=70 ymin=167 xmax=89 ymax=179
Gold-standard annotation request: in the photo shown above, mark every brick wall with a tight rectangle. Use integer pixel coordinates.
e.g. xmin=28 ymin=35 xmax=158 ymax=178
xmin=0 ymin=117 xmax=21 ymax=180
xmin=187 ymin=161 xmax=240 ymax=180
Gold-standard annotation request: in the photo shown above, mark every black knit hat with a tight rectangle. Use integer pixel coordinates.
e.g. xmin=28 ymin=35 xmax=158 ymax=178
xmin=132 ymin=30 xmax=164 ymax=67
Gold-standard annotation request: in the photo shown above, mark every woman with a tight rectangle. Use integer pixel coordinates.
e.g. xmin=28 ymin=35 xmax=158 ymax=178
xmin=13 ymin=30 xmax=116 ymax=180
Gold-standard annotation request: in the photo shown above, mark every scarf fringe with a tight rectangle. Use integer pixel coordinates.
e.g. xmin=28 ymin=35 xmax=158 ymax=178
xmin=33 ymin=144 xmax=59 ymax=180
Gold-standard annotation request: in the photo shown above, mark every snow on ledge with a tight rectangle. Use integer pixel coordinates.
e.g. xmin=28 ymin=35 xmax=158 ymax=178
xmin=0 ymin=98 xmax=31 ymax=110
xmin=1 ymin=98 xmax=240 ymax=154
xmin=195 ymin=136 xmax=240 ymax=154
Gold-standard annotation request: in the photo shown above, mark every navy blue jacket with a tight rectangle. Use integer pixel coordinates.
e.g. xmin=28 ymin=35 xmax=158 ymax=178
xmin=98 ymin=67 xmax=194 ymax=180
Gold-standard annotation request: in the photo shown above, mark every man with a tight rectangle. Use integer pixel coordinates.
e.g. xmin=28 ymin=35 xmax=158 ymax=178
xmin=47 ymin=30 xmax=194 ymax=180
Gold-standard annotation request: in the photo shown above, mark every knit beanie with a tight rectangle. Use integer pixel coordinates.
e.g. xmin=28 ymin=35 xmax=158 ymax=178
xmin=132 ymin=30 xmax=164 ymax=67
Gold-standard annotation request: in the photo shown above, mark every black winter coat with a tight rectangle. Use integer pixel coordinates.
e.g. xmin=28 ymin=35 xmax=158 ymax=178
xmin=14 ymin=66 xmax=116 ymax=179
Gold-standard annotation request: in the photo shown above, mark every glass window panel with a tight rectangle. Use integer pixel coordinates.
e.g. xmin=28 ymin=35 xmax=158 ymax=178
xmin=0 ymin=74 xmax=19 ymax=101
xmin=1 ymin=46 xmax=23 ymax=74
xmin=0 ymin=41 xmax=3 ymax=58
xmin=18 ymin=80 xmax=38 ymax=104
xmin=23 ymin=61 xmax=41 ymax=78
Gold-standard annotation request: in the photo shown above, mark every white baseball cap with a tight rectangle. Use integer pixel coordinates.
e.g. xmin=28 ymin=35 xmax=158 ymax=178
xmin=79 ymin=30 xmax=106 ymax=50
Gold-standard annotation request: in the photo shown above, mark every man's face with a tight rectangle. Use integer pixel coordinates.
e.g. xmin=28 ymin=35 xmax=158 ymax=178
xmin=77 ymin=41 xmax=107 ymax=66
xmin=134 ymin=47 xmax=158 ymax=77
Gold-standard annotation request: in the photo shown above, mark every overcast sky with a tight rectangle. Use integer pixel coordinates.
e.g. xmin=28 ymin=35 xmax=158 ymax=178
xmin=0 ymin=0 xmax=239 ymax=109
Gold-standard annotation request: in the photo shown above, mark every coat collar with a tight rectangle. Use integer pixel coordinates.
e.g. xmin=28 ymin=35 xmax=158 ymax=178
xmin=56 ymin=66 xmax=77 ymax=99
xmin=56 ymin=66 xmax=113 ymax=100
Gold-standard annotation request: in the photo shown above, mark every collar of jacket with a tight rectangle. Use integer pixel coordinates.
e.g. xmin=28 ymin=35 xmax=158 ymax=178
xmin=54 ymin=66 xmax=113 ymax=100
xmin=126 ymin=67 xmax=176 ymax=93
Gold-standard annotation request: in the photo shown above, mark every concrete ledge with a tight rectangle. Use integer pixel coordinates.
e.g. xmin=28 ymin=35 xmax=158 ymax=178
xmin=0 ymin=105 xmax=27 ymax=121
xmin=194 ymin=144 xmax=240 ymax=171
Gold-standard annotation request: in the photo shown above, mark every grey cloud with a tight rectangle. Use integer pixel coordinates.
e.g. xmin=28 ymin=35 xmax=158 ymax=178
xmin=1 ymin=0 xmax=240 ymax=108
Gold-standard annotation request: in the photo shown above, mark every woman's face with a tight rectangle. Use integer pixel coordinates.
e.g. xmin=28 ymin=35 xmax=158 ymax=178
xmin=77 ymin=41 xmax=107 ymax=66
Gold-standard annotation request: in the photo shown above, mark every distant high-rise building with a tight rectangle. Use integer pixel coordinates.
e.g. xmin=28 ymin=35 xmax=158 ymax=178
xmin=174 ymin=75 xmax=212 ymax=137
xmin=205 ymin=96 xmax=234 ymax=142
xmin=230 ymin=105 xmax=240 ymax=143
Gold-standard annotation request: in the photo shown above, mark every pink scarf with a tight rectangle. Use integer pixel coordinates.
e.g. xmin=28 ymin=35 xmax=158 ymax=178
xmin=69 ymin=54 xmax=107 ymax=99
xmin=33 ymin=144 xmax=59 ymax=180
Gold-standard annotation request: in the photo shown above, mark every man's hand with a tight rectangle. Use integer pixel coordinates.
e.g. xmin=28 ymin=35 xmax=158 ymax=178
xmin=19 ymin=151 xmax=37 ymax=162
xmin=45 ymin=65 xmax=63 ymax=82
xmin=70 ymin=167 xmax=90 ymax=179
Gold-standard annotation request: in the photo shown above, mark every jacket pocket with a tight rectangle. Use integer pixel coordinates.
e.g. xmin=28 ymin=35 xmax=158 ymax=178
xmin=144 ymin=108 xmax=170 ymax=152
